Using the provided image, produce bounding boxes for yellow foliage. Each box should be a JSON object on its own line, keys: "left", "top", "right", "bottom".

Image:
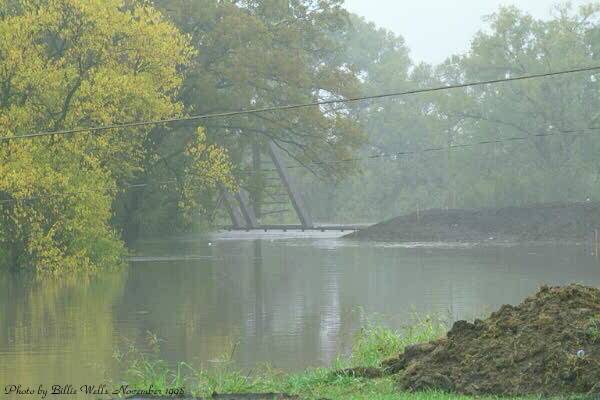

{"left": 0, "top": 0, "right": 230, "bottom": 273}
{"left": 179, "top": 127, "right": 235, "bottom": 225}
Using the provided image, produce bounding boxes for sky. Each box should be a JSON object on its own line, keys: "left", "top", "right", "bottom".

{"left": 344, "top": 0, "right": 590, "bottom": 65}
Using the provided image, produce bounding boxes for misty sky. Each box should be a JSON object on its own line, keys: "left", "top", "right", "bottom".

{"left": 344, "top": 0, "right": 591, "bottom": 65}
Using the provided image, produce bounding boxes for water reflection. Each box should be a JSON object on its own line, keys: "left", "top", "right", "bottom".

{"left": 0, "top": 272, "right": 127, "bottom": 390}
{"left": 1, "top": 236, "right": 600, "bottom": 392}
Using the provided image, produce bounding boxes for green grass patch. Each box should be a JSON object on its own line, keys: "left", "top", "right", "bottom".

{"left": 587, "top": 316, "right": 600, "bottom": 343}
{"left": 115, "top": 317, "right": 527, "bottom": 400}
{"left": 349, "top": 314, "right": 447, "bottom": 368}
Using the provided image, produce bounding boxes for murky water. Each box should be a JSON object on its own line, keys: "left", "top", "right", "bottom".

{"left": 1, "top": 232, "right": 599, "bottom": 395}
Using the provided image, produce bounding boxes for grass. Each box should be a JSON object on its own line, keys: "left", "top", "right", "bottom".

{"left": 115, "top": 317, "right": 531, "bottom": 400}
{"left": 587, "top": 316, "right": 600, "bottom": 343}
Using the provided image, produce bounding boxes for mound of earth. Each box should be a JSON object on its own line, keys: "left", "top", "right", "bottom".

{"left": 382, "top": 284, "right": 600, "bottom": 396}
{"left": 345, "top": 202, "right": 600, "bottom": 243}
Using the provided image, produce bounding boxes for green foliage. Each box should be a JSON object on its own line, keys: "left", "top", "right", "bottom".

{"left": 433, "top": 4, "right": 600, "bottom": 207}
{"left": 587, "top": 316, "right": 600, "bottom": 343}
{"left": 117, "top": 318, "right": 460, "bottom": 400}
{"left": 350, "top": 315, "right": 446, "bottom": 368}
{"left": 113, "top": 332, "right": 189, "bottom": 396}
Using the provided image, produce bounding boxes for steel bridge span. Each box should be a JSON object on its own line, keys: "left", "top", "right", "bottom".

{"left": 220, "top": 141, "right": 367, "bottom": 232}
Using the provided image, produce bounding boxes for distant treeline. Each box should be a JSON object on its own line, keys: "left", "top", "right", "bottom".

{"left": 299, "top": 4, "right": 600, "bottom": 223}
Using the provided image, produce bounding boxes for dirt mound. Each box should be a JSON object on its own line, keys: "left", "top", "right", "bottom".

{"left": 346, "top": 202, "right": 600, "bottom": 243}
{"left": 383, "top": 284, "right": 600, "bottom": 396}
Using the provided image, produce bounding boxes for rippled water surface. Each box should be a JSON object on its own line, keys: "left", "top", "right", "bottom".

{"left": 1, "top": 232, "right": 599, "bottom": 393}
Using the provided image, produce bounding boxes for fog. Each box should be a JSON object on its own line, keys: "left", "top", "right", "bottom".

{"left": 344, "top": 0, "right": 591, "bottom": 64}
{"left": 3, "top": 1, "right": 600, "bottom": 396}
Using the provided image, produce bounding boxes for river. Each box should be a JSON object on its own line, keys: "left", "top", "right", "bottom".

{"left": 1, "top": 232, "right": 599, "bottom": 392}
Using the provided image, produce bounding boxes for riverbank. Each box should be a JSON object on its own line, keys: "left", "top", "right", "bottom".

{"left": 119, "top": 318, "right": 516, "bottom": 400}
{"left": 122, "top": 284, "right": 600, "bottom": 399}
{"left": 345, "top": 202, "right": 600, "bottom": 243}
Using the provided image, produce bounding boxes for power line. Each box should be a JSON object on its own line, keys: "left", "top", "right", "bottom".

{"left": 0, "top": 178, "right": 179, "bottom": 205}
{"left": 245, "top": 126, "right": 600, "bottom": 171}
{"left": 2, "top": 64, "right": 600, "bottom": 142}
{"left": 1, "top": 125, "right": 597, "bottom": 205}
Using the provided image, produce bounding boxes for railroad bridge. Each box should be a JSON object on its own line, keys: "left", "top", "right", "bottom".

{"left": 220, "top": 141, "right": 366, "bottom": 232}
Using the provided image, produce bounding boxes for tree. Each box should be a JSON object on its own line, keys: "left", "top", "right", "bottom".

{"left": 298, "top": 14, "right": 452, "bottom": 222}
{"left": 434, "top": 4, "right": 600, "bottom": 207}
{"left": 0, "top": 0, "right": 232, "bottom": 272}
{"left": 303, "top": 4, "right": 600, "bottom": 223}
{"left": 141, "top": 0, "right": 366, "bottom": 223}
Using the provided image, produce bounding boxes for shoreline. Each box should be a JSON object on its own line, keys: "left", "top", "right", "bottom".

{"left": 344, "top": 201, "right": 600, "bottom": 244}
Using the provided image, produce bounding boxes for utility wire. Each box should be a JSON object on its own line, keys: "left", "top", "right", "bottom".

{"left": 3, "top": 124, "right": 596, "bottom": 205}
{"left": 0, "top": 179, "right": 179, "bottom": 204}
{"left": 241, "top": 126, "right": 600, "bottom": 171}
{"left": 2, "top": 64, "right": 600, "bottom": 142}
